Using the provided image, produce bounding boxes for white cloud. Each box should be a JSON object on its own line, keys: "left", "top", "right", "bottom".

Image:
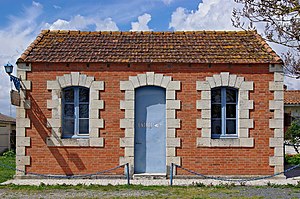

{"left": 130, "top": 13, "right": 152, "bottom": 31}
{"left": 169, "top": 0, "right": 240, "bottom": 30}
{"left": 44, "top": 15, "right": 119, "bottom": 31}
{"left": 162, "top": 0, "right": 174, "bottom": 5}
{"left": 0, "top": 1, "right": 43, "bottom": 117}
{"left": 53, "top": 5, "right": 61, "bottom": 9}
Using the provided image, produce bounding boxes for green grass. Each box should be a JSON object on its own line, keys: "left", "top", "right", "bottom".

{"left": 0, "top": 155, "right": 15, "bottom": 183}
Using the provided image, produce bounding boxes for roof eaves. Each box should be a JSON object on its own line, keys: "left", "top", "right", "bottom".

{"left": 17, "top": 29, "right": 49, "bottom": 64}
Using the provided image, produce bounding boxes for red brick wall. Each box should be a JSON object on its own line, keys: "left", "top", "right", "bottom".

{"left": 25, "top": 62, "right": 274, "bottom": 175}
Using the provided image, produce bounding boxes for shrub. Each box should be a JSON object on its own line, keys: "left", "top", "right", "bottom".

{"left": 285, "top": 119, "right": 300, "bottom": 153}
{"left": 285, "top": 154, "right": 300, "bottom": 165}
{"left": 2, "top": 150, "right": 16, "bottom": 158}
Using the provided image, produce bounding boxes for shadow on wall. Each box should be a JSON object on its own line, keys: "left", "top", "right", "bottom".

{"left": 27, "top": 93, "right": 86, "bottom": 175}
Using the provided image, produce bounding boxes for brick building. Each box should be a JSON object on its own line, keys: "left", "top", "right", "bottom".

{"left": 15, "top": 30, "right": 284, "bottom": 178}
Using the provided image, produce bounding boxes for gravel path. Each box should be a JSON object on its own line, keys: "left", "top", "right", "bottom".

{"left": 0, "top": 186, "right": 299, "bottom": 198}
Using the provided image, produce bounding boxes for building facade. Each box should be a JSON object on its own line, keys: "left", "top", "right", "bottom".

{"left": 15, "top": 30, "right": 284, "bottom": 178}
{"left": 0, "top": 113, "right": 16, "bottom": 154}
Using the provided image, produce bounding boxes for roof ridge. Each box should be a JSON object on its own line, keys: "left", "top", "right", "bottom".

{"left": 17, "top": 30, "right": 49, "bottom": 63}
{"left": 42, "top": 29, "right": 257, "bottom": 35}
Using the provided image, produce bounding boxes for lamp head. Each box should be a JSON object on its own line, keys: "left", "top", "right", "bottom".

{"left": 4, "top": 63, "right": 13, "bottom": 75}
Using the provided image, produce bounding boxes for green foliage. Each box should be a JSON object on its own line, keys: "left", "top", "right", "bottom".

{"left": 285, "top": 120, "right": 300, "bottom": 143}
{"left": 285, "top": 154, "right": 300, "bottom": 165}
{"left": 0, "top": 156, "right": 15, "bottom": 183}
{"left": 2, "top": 150, "right": 16, "bottom": 158}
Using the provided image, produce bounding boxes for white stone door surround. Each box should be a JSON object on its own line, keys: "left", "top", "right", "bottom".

{"left": 119, "top": 72, "right": 181, "bottom": 175}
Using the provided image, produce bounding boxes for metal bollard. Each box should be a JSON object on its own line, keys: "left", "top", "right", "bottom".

{"left": 126, "top": 163, "right": 130, "bottom": 185}
{"left": 170, "top": 163, "right": 173, "bottom": 186}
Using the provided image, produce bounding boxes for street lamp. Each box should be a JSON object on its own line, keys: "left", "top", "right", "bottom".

{"left": 3, "top": 62, "right": 21, "bottom": 92}
{"left": 4, "top": 63, "right": 13, "bottom": 75}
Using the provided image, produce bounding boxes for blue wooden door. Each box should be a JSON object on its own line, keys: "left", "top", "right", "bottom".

{"left": 134, "top": 86, "right": 166, "bottom": 174}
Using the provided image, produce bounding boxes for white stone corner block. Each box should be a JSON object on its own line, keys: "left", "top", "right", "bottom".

{"left": 197, "top": 138, "right": 211, "bottom": 147}
{"left": 47, "top": 80, "right": 61, "bottom": 90}
{"left": 120, "top": 137, "right": 134, "bottom": 147}
{"left": 120, "top": 100, "right": 134, "bottom": 110}
{"left": 166, "top": 100, "right": 181, "bottom": 110}
{"left": 239, "top": 119, "right": 254, "bottom": 129}
{"left": 197, "top": 119, "right": 211, "bottom": 128}
{"left": 167, "top": 156, "right": 181, "bottom": 166}
{"left": 17, "top": 118, "right": 31, "bottom": 128}
{"left": 167, "top": 119, "right": 181, "bottom": 129}
{"left": 89, "top": 137, "right": 104, "bottom": 147}
{"left": 16, "top": 137, "right": 31, "bottom": 147}
{"left": 269, "top": 137, "right": 284, "bottom": 147}
{"left": 269, "top": 100, "right": 283, "bottom": 110}
{"left": 269, "top": 156, "right": 283, "bottom": 166}
{"left": 269, "top": 119, "right": 283, "bottom": 129}
{"left": 90, "top": 119, "right": 104, "bottom": 128}
{"left": 196, "top": 81, "right": 210, "bottom": 91}
{"left": 167, "top": 81, "right": 181, "bottom": 91}
{"left": 274, "top": 72, "right": 284, "bottom": 82}
{"left": 269, "top": 82, "right": 283, "bottom": 91}
{"left": 240, "top": 81, "right": 254, "bottom": 91}
{"left": 91, "top": 81, "right": 104, "bottom": 91}
{"left": 120, "top": 119, "right": 134, "bottom": 129}
{"left": 269, "top": 64, "right": 283, "bottom": 73}
{"left": 120, "top": 81, "right": 134, "bottom": 91}
{"left": 91, "top": 100, "right": 104, "bottom": 109}
{"left": 240, "top": 138, "right": 254, "bottom": 147}
{"left": 16, "top": 156, "right": 31, "bottom": 166}
{"left": 196, "top": 100, "right": 211, "bottom": 110}
{"left": 166, "top": 91, "right": 176, "bottom": 100}
{"left": 166, "top": 138, "right": 181, "bottom": 147}
{"left": 46, "top": 118, "right": 60, "bottom": 128}
{"left": 47, "top": 99, "right": 60, "bottom": 109}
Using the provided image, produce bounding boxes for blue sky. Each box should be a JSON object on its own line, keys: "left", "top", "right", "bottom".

{"left": 0, "top": 0, "right": 298, "bottom": 116}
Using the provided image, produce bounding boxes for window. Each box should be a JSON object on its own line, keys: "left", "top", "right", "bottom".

{"left": 62, "top": 87, "right": 89, "bottom": 138}
{"left": 211, "top": 87, "right": 238, "bottom": 138}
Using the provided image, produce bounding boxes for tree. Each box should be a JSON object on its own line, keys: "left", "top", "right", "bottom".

{"left": 232, "top": 0, "right": 300, "bottom": 78}
{"left": 285, "top": 120, "right": 300, "bottom": 153}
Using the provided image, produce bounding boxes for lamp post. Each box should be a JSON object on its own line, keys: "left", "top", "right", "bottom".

{"left": 3, "top": 62, "right": 21, "bottom": 92}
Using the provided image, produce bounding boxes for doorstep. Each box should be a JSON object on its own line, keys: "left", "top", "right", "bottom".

{"left": 133, "top": 173, "right": 167, "bottom": 180}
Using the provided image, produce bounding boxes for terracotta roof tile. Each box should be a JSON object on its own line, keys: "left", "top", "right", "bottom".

{"left": 17, "top": 30, "right": 282, "bottom": 64}
{"left": 0, "top": 113, "right": 16, "bottom": 123}
{"left": 285, "top": 90, "right": 300, "bottom": 105}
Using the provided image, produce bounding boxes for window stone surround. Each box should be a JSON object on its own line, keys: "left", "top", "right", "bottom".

{"left": 119, "top": 72, "right": 181, "bottom": 175}
{"left": 196, "top": 72, "right": 254, "bottom": 147}
{"left": 269, "top": 64, "right": 284, "bottom": 174}
{"left": 46, "top": 72, "right": 104, "bottom": 147}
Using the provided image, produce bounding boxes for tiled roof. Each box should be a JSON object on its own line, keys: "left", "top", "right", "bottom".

{"left": 285, "top": 90, "right": 300, "bottom": 105}
{"left": 18, "top": 30, "right": 282, "bottom": 64}
{"left": 0, "top": 113, "right": 16, "bottom": 123}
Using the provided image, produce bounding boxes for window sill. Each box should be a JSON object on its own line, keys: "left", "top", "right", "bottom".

{"left": 46, "top": 136, "right": 104, "bottom": 147}
{"left": 197, "top": 137, "right": 254, "bottom": 148}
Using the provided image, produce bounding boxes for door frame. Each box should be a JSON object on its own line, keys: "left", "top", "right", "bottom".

{"left": 119, "top": 72, "right": 181, "bottom": 176}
